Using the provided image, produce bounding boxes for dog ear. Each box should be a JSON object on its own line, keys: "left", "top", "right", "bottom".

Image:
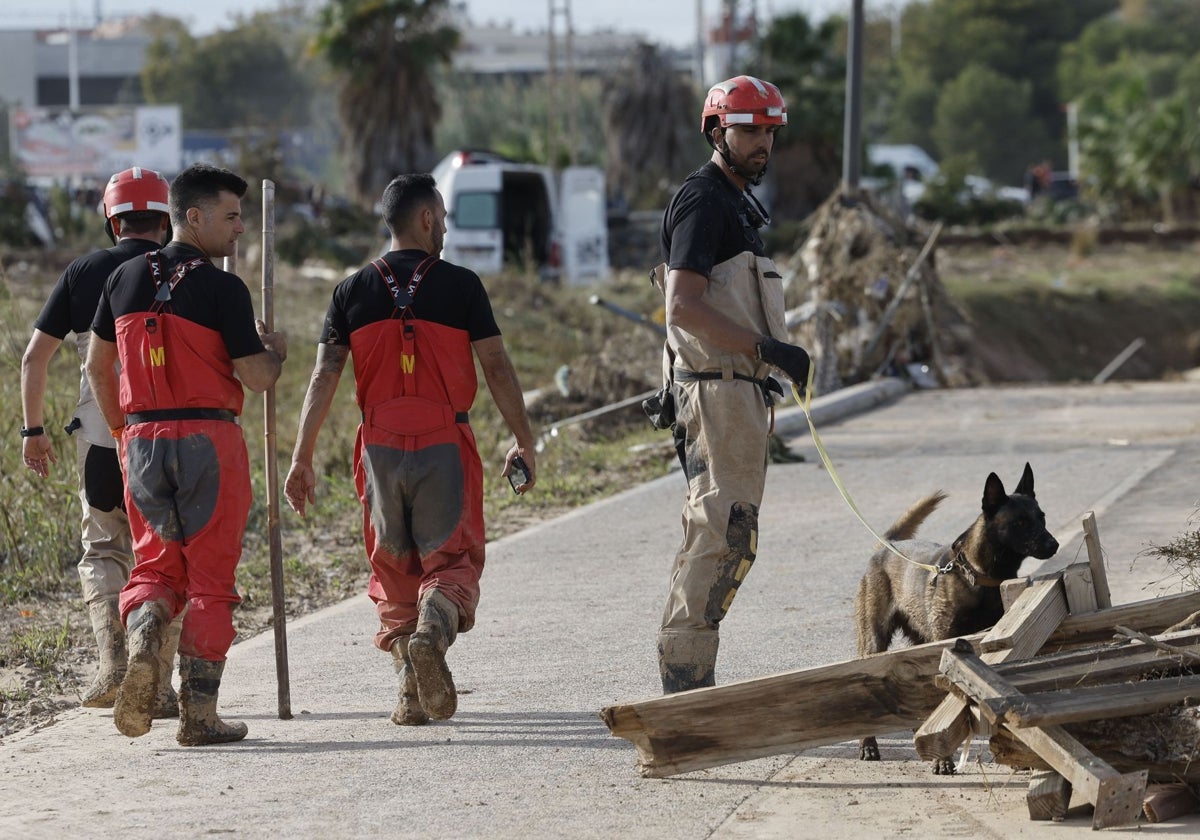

{"left": 1015, "top": 462, "right": 1035, "bottom": 497}
{"left": 982, "top": 472, "right": 1007, "bottom": 515}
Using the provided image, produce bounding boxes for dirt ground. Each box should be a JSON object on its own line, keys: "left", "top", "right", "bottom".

{"left": 3, "top": 237, "right": 1199, "bottom": 742}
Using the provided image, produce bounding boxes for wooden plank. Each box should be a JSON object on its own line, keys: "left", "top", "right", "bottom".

{"left": 915, "top": 578, "right": 1067, "bottom": 760}
{"left": 979, "top": 577, "right": 1068, "bottom": 654}
{"left": 1143, "top": 782, "right": 1198, "bottom": 823}
{"left": 1001, "top": 577, "right": 1030, "bottom": 611}
{"left": 601, "top": 638, "right": 954, "bottom": 778}
{"left": 982, "top": 673, "right": 1200, "bottom": 728}
{"left": 602, "top": 590, "right": 1200, "bottom": 778}
{"left": 1081, "top": 512, "right": 1113, "bottom": 609}
{"left": 998, "top": 628, "right": 1200, "bottom": 692}
{"left": 1060, "top": 563, "right": 1099, "bottom": 615}
{"left": 1027, "top": 770, "right": 1071, "bottom": 821}
{"left": 1043, "top": 589, "right": 1200, "bottom": 648}
{"left": 939, "top": 640, "right": 1147, "bottom": 829}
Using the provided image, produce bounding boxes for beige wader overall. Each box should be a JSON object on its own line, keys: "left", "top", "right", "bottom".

{"left": 653, "top": 252, "right": 790, "bottom": 692}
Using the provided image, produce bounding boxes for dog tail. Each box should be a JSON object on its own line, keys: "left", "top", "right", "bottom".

{"left": 884, "top": 491, "right": 948, "bottom": 542}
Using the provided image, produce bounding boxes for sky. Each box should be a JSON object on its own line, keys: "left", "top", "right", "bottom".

{"left": 2, "top": 0, "right": 908, "bottom": 48}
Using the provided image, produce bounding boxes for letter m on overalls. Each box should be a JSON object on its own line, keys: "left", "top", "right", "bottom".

{"left": 401, "top": 353, "right": 415, "bottom": 374}
{"left": 149, "top": 347, "right": 166, "bottom": 367}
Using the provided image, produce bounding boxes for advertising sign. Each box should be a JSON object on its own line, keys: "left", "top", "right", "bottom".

{"left": 10, "top": 105, "right": 181, "bottom": 178}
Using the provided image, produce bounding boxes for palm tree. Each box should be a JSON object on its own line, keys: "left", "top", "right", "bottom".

{"left": 601, "top": 43, "right": 700, "bottom": 211}
{"left": 312, "top": 0, "right": 459, "bottom": 206}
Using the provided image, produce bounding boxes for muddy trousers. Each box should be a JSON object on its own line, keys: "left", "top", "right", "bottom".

{"left": 118, "top": 420, "right": 250, "bottom": 661}
{"left": 354, "top": 432, "right": 486, "bottom": 652}
{"left": 75, "top": 438, "right": 132, "bottom": 605}
{"left": 659, "top": 379, "right": 769, "bottom": 693}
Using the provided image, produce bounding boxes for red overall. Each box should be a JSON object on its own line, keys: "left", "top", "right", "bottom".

{"left": 115, "top": 259, "right": 250, "bottom": 662}
{"left": 351, "top": 261, "right": 485, "bottom": 652}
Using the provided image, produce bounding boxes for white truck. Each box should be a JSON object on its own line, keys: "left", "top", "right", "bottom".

{"left": 431, "top": 150, "right": 609, "bottom": 286}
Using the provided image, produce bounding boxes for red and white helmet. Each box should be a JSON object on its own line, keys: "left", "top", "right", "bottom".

{"left": 700, "top": 75, "right": 788, "bottom": 136}
{"left": 102, "top": 167, "right": 170, "bottom": 220}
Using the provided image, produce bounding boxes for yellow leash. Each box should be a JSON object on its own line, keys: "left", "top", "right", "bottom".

{"left": 790, "top": 367, "right": 939, "bottom": 573}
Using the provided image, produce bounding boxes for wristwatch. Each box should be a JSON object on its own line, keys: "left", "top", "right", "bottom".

{"left": 20, "top": 425, "right": 45, "bottom": 438}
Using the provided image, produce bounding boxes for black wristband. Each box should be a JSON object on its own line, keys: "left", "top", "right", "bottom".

{"left": 20, "top": 425, "right": 45, "bottom": 438}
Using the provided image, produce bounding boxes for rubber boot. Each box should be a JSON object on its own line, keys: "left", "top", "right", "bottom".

{"left": 113, "top": 600, "right": 170, "bottom": 737}
{"left": 152, "top": 613, "right": 183, "bottom": 719}
{"left": 657, "top": 629, "right": 719, "bottom": 694}
{"left": 389, "top": 636, "right": 429, "bottom": 726}
{"left": 80, "top": 597, "right": 126, "bottom": 708}
{"left": 407, "top": 589, "right": 459, "bottom": 720}
{"left": 176, "top": 656, "right": 248, "bottom": 746}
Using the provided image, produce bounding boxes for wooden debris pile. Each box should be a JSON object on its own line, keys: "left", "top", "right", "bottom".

{"left": 787, "top": 186, "right": 986, "bottom": 393}
{"left": 601, "top": 512, "right": 1200, "bottom": 830}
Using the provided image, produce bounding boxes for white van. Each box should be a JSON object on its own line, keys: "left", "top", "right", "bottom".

{"left": 431, "top": 150, "right": 609, "bottom": 285}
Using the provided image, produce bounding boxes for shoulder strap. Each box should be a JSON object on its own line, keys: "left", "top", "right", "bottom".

{"left": 372, "top": 255, "right": 439, "bottom": 319}
{"left": 146, "top": 251, "right": 206, "bottom": 310}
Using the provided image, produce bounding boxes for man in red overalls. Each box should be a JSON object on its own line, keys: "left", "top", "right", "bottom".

{"left": 87, "top": 163, "right": 287, "bottom": 745}
{"left": 285, "top": 172, "right": 536, "bottom": 725}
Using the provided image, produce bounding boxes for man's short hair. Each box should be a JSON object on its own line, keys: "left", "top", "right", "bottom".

{"left": 115, "top": 210, "right": 166, "bottom": 235}
{"left": 381, "top": 173, "right": 438, "bottom": 235}
{"left": 169, "top": 164, "right": 248, "bottom": 230}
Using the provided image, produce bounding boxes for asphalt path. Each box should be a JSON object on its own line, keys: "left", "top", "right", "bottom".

{"left": 2, "top": 378, "right": 1199, "bottom": 839}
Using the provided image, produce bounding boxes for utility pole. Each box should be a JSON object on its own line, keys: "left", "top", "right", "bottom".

{"left": 694, "top": 0, "right": 706, "bottom": 88}
{"left": 547, "top": 0, "right": 578, "bottom": 165}
{"left": 841, "top": 0, "right": 865, "bottom": 200}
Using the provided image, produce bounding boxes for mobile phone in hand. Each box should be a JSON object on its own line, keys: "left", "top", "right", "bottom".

{"left": 508, "top": 455, "right": 530, "bottom": 493}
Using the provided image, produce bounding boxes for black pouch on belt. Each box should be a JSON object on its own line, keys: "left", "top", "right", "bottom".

{"left": 642, "top": 386, "right": 676, "bottom": 431}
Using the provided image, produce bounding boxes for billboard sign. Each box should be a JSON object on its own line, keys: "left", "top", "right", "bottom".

{"left": 10, "top": 105, "right": 181, "bottom": 178}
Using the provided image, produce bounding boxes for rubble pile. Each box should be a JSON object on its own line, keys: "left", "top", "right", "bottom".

{"left": 789, "top": 186, "right": 986, "bottom": 393}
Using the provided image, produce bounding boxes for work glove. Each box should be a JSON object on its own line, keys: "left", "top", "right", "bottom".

{"left": 756, "top": 337, "right": 811, "bottom": 391}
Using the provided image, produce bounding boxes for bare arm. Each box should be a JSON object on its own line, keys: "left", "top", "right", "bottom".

{"left": 473, "top": 335, "right": 537, "bottom": 493}
{"left": 665, "top": 268, "right": 764, "bottom": 357}
{"left": 284, "top": 343, "right": 348, "bottom": 517}
{"left": 20, "top": 329, "right": 62, "bottom": 477}
{"left": 84, "top": 333, "right": 124, "bottom": 435}
{"left": 233, "top": 320, "right": 288, "bottom": 394}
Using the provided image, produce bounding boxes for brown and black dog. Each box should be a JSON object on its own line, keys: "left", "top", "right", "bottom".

{"left": 854, "top": 462, "right": 1059, "bottom": 770}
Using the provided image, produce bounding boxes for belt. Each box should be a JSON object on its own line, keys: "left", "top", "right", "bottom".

{"left": 125, "top": 408, "right": 238, "bottom": 424}
{"left": 359, "top": 411, "right": 470, "bottom": 424}
{"left": 673, "top": 367, "right": 784, "bottom": 398}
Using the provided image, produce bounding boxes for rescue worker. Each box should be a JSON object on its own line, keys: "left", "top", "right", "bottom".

{"left": 284, "top": 173, "right": 536, "bottom": 726}
{"left": 20, "top": 167, "right": 183, "bottom": 717}
{"left": 654, "top": 76, "right": 813, "bottom": 693}
{"left": 86, "top": 163, "right": 287, "bottom": 745}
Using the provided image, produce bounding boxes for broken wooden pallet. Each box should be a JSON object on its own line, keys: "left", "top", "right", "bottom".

{"left": 600, "top": 586, "right": 1200, "bottom": 778}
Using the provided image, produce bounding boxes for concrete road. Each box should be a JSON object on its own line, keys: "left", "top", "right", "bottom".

{"left": 2, "top": 379, "right": 1199, "bottom": 839}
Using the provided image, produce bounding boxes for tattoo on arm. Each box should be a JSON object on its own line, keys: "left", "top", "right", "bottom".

{"left": 316, "top": 344, "right": 349, "bottom": 375}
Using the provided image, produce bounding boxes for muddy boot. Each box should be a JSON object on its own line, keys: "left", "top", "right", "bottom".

{"left": 657, "top": 629, "right": 719, "bottom": 694}
{"left": 152, "top": 613, "right": 183, "bottom": 719}
{"left": 389, "top": 636, "right": 429, "bottom": 726}
{"left": 113, "top": 600, "right": 170, "bottom": 737}
{"left": 176, "top": 656, "right": 248, "bottom": 746}
{"left": 81, "top": 597, "right": 126, "bottom": 708}
{"left": 407, "top": 589, "right": 459, "bottom": 720}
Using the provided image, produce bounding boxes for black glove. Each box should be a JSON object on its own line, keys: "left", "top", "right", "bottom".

{"left": 756, "top": 337, "right": 811, "bottom": 388}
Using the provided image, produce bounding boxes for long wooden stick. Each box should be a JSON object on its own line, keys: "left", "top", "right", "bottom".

{"left": 261, "top": 179, "right": 292, "bottom": 719}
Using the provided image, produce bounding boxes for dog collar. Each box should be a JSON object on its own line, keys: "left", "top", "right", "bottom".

{"left": 947, "top": 551, "right": 1007, "bottom": 588}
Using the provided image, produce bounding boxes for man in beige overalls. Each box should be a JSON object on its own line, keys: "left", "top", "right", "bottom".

{"left": 653, "top": 76, "right": 813, "bottom": 693}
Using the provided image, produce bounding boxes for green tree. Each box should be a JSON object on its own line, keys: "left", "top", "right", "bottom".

{"left": 312, "top": 0, "right": 459, "bottom": 206}
{"left": 932, "top": 63, "right": 1047, "bottom": 183}
{"left": 141, "top": 13, "right": 313, "bottom": 131}
{"left": 890, "top": 0, "right": 1117, "bottom": 173}
{"left": 749, "top": 12, "right": 845, "bottom": 218}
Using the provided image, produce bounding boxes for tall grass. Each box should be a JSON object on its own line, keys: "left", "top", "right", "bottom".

{"left": 0, "top": 250, "right": 673, "bottom": 622}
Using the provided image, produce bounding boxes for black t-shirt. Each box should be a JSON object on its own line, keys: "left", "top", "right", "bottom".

{"left": 92, "top": 242, "right": 265, "bottom": 360}
{"left": 660, "top": 161, "right": 766, "bottom": 277}
{"left": 320, "top": 249, "right": 500, "bottom": 346}
{"left": 35, "top": 239, "right": 161, "bottom": 339}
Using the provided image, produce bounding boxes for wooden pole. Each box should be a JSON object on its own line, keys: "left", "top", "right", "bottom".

{"left": 261, "top": 179, "right": 292, "bottom": 719}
